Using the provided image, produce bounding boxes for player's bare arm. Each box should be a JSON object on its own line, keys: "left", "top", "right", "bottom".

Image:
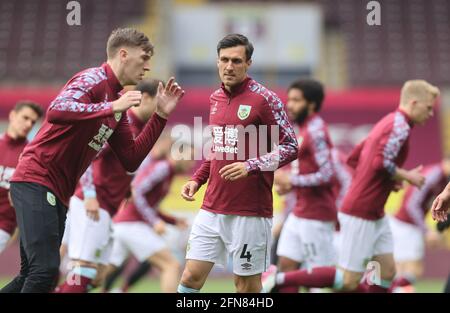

{"left": 393, "top": 165, "right": 425, "bottom": 188}
{"left": 273, "top": 170, "right": 292, "bottom": 195}
{"left": 181, "top": 180, "right": 199, "bottom": 201}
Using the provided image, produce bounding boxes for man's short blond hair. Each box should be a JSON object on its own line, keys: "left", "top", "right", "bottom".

{"left": 106, "top": 28, "right": 154, "bottom": 59}
{"left": 400, "top": 80, "right": 440, "bottom": 105}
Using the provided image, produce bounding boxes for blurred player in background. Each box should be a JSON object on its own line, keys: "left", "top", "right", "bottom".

{"left": 56, "top": 79, "right": 163, "bottom": 293}
{"left": 0, "top": 102, "right": 43, "bottom": 254}
{"left": 104, "top": 144, "right": 194, "bottom": 293}
{"left": 270, "top": 79, "right": 337, "bottom": 293}
{"left": 270, "top": 147, "right": 352, "bottom": 269}
{"left": 179, "top": 34, "right": 298, "bottom": 293}
{"left": 389, "top": 158, "right": 450, "bottom": 292}
{"left": 2, "top": 28, "right": 184, "bottom": 293}
{"left": 263, "top": 80, "right": 439, "bottom": 293}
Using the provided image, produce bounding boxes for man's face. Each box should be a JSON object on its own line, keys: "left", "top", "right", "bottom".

{"left": 9, "top": 107, "right": 40, "bottom": 139}
{"left": 287, "top": 88, "right": 310, "bottom": 124}
{"left": 410, "top": 94, "right": 435, "bottom": 125}
{"left": 217, "top": 46, "right": 251, "bottom": 89}
{"left": 121, "top": 46, "right": 151, "bottom": 85}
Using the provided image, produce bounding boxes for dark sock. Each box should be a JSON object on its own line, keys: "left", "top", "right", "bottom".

{"left": 103, "top": 263, "right": 126, "bottom": 292}
{"left": 123, "top": 261, "right": 151, "bottom": 291}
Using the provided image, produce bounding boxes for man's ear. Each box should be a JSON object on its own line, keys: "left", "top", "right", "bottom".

{"left": 246, "top": 59, "right": 252, "bottom": 67}
{"left": 9, "top": 110, "right": 16, "bottom": 123}
{"left": 119, "top": 48, "right": 128, "bottom": 62}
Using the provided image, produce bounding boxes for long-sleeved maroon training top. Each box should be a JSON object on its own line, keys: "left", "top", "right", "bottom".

{"left": 191, "top": 77, "right": 298, "bottom": 218}
{"left": 11, "top": 63, "right": 167, "bottom": 207}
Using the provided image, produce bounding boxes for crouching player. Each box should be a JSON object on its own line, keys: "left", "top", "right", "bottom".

{"left": 105, "top": 145, "right": 194, "bottom": 292}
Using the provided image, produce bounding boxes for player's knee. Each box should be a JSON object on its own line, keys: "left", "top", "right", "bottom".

{"left": 162, "top": 258, "right": 181, "bottom": 273}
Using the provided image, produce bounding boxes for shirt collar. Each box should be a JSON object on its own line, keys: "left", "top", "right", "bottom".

{"left": 220, "top": 76, "right": 252, "bottom": 97}
{"left": 397, "top": 108, "right": 415, "bottom": 127}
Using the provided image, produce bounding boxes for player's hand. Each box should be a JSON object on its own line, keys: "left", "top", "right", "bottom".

{"left": 154, "top": 219, "right": 167, "bottom": 235}
{"left": 274, "top": 170, "right": 292, "bottom": 195}
{"left": 425, "top": 230, "right": 443, "bottom": 248}
{"left": 155, "top": 77, "right": 185, "bottom": 119}
{"left": 85, "top": 197, "right": 100, "bottom": 221}
{"left": 111, "top": 91, "right": 142, "bottom": 113}
{"left": 175, "top": 217, "right": 189, "bottom": 229}
{"left": 181, "top": 180, "right": 199, "bottom": 201}
{"left": 431, "top": 186, "right": 450, "bottom": 222}
{"left": 219, "top": 162, "right": 248, "bottom": 181}
{"left": 406, "top": 165, "right": 425, "bottom": 188}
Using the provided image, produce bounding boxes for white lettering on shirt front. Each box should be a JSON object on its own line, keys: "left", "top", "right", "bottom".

{"left": 88, "top": 124, "right": 114, "bottom": 152}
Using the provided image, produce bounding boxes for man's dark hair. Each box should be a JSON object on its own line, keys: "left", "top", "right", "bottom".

{"left": 136, "top": 79, "right": 164, "bottom": 97}
{"left": 107, "top": 28, "right": 154, "bottom": 58}
{"left": 217, "top": 34, "right": 254, "bottom": 61}
{"left": 288, "top": 79, "right": 325, "bottom": 112}
{"left": 13, "top": 100, "right": 43, "bottom": 117}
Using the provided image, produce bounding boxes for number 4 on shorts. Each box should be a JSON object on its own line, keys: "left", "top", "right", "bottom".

{"left": 240, "top": 244, "right": 252, "bottom": 262}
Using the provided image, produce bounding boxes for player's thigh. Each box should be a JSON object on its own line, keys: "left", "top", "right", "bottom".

{"left": 186, "top": 209, "right": 227, "bottom": 267}
{"left": 229, "top": 216, "right": 272, "bottom": 276}
{"left": 298, "top": 218, "right": 336, "bottom": 267}
{"left": 148, "top": 248, "right": 180, "bottom": 271}
{"left": 276, "top": 214, "right": 305, "bottom": 264}
{"left": 67, "top": 197, "right": 112, "bottom": 264}
{"left": 373, "top": 216, "right": 396, "bottom": 279}
{"left": 0, "top": 228, "right": 11, "bottom": 253}
{"left": 108, "top": 224, "right": 130, "bottom": 267}
{"left": 337, "top": 212, "right": 377, "bottom": 273}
